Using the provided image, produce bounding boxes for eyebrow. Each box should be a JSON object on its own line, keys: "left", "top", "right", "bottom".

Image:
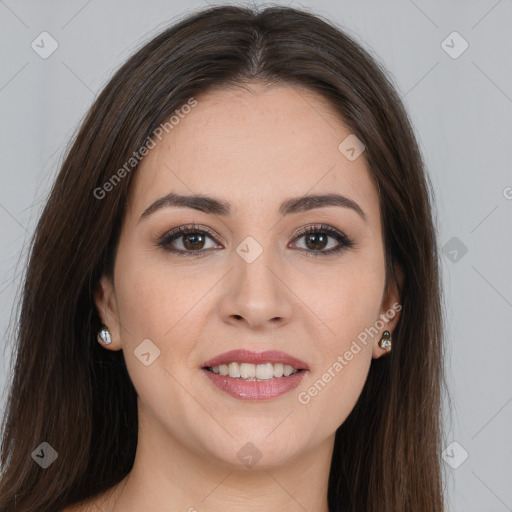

{"left": 139, "top": 192, "right": 366, "bottom": 222}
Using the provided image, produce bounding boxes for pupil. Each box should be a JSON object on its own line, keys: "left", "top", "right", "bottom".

{"left": 306, "top": 233, "right": 327, "bottom": 250}
{"left": 184, "top": 233, "right": 204, "bottom": 250}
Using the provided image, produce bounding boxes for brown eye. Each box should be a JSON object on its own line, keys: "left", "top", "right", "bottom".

{"left": 290, "top": 224, "right": 354, "bottom": 256}
{"left": 157, "top": 224, "right": 222, "bottom": 256}
{"left": 304, "top": 232, "right": 329, "bottom": 251}
{"left": 181, "top": 232, "right": 206, "bottom": 251}
{"left": 157, "top": 223, "right": 353, "bottom": 257}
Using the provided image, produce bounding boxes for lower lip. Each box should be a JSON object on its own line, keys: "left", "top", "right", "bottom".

{"left": 201, "top": 368, "right": 307, "bottom": 401}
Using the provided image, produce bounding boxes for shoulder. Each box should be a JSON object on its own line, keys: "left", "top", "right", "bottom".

{"left": 59, "top": 483, "right": 122, "bottom": 511}
{"left": 59, "top": 477, "right": 126, "bottom": 511}
{"left": 60, "top": 504, "right": 93, "bottom": 512}
{"left": 59, "top": 497, "right": 105, "bottom": 512}
{"left": 60, "top": 505, "right": 86, "bottom": 512}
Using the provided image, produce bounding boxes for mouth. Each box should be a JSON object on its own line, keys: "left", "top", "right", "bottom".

{"left": 201, "top": 349, "right": 309, "bottom": 377}
{"left": 203, "top": 362, "right": 304, "bottom": 381}
{"left": 201, "top": 349, "right": 309, "bottom": 400}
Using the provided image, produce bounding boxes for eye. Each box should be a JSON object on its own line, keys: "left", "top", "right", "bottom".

{"left": 289, "top": 224, "right": 354, "bottom": 256}
{"left": 156, "top": 223, "right": 354, "bottom": 257}
{"left": 156, "top": 223, "right": 222, "bottom": 256}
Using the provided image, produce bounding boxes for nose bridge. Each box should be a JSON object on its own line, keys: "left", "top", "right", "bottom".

{"left": 223, "top": 234, "right": 292, "bottom": 326}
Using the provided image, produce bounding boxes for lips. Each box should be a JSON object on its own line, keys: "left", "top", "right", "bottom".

{"left": 201, "top": 349, "right": 309, "bottom": 401}
{"left": 201, "top": 349, "right": 310, "bottom": 371}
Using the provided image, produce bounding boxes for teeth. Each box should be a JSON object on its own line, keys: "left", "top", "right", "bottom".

{"left": 256, "top": 363, "right": 274, "bottom": 380}
{"left": 209, "top": 362, "right": 299, "bottom": 380}
{"left": 228, "top": 362, "right": 239, "bottom": 378}
{"left": 240, "top": 362, "right": 256, "bottom": 379}
{"left": 273, "top": 363, "right": 284, "bottom": 377}
{"left": 283, "top": 364, "right": 295, "bottom": 376}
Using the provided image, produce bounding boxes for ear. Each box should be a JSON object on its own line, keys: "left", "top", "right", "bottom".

{"left": 372, "top": 264, "right": 404, "bottom": 359}
{"left": 94, "top": 274, "right": 122, "bottom": 351}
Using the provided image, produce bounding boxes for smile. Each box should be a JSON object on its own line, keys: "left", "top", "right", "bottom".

{"left": 205, "top": 362, "right": 299, "bottom": 380}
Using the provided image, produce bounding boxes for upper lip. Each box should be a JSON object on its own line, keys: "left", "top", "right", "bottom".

{"left": 202, "top": 349, "right": 309, "bottom": 370}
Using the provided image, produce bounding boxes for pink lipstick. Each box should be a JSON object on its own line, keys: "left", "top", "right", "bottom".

{"left": 201, "top": 349, "right": 309, "bottom": 401}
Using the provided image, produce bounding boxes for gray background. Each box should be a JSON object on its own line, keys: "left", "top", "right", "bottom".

{"left": 1, "top": 0, "right": 511, "bottom": 510}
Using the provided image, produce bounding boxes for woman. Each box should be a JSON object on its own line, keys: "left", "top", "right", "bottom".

{"left": 0, "top": 5, "right": 446, "bottom": 511}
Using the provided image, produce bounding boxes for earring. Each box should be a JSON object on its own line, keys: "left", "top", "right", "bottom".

{"left": 378, "top": 330, "right": 392, "bottom": 352}
{"left": 98, "top": 325, "right": 112, "bottom": 345}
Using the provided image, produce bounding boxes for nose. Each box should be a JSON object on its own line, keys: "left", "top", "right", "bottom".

{"left": 219, "top": 244, "right": 293, "bottom": 330}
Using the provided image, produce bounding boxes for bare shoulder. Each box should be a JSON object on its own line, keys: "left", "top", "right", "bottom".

{"left": 59, "top": 481, "right": 124, "bottom": 512}
{"left": 59, "top": 477, "right": 127, "bottom": 511}
{"left": 60, "top": 497, "right": 112, "bottom": 512}
{"left": 60, "top": 504, "right": 88, "bottom": 512}
{"left": 60, "top": 501, "right": 98, "bottom": 512}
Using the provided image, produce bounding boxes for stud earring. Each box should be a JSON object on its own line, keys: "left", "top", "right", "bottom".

{"left": 378, "top": 330, "right": 392, "bottom": 352}
{"left": 98, "top": 325, "right": 112, "bottom": 345}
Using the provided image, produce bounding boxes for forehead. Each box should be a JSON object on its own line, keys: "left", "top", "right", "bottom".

{"left": 128, "top": 82, "right": 378, "bottom": 221}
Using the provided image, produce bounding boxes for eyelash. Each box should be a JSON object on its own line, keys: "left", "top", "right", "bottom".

{"left": 156, "top": 223, "right": 354, "bottom": 257}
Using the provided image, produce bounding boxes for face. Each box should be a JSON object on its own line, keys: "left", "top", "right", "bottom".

{"left": 95, "top": 82, "right": 400, "bottom": 470}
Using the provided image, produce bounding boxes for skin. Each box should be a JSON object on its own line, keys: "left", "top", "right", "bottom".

{"left": 81, "top": 82, "right": 401, "bottom": 512}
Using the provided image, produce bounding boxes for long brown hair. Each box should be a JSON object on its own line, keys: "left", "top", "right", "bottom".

{"left": 0, "top": 5, "right": 446, "bottom": 511}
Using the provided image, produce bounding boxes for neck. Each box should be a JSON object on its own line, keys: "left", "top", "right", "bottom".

{"left": 105, "top": 406, "right": 334, "bottom": 512}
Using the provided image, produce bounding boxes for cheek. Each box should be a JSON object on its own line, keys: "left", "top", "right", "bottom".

{"left": 291, "top": 255, "right": 383, "bottom": 427}
{"left": 298, "top": 347, "right": 372, "bottom": 435}
{"left": 112, "top": 257, "right": 206, "bottom": 420}
{"left": 292, "top": 252, "right": 385, "bottom": 343}
{"left": 297, "top": 274, "right": 379, "bottom": 428}
{"left": 113, "top": 249, "right": 224, "bottom": 396}
{"left": 114, "top": 249, "right": 210, "bottom": 341}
